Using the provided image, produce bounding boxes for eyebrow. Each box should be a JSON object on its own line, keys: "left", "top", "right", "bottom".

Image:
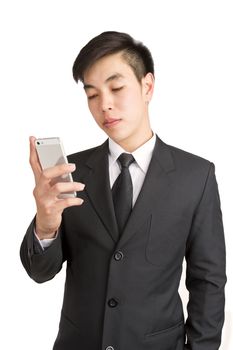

{"left": 83, "top": 73, "right": 124, "bottom": 90}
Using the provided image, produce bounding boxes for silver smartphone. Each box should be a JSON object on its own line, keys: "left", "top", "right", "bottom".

{"left": 35, "top": 137, "right": 76, "bottom": 199}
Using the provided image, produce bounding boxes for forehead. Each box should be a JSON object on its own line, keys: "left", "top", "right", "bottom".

{"left": 83, "top": 52, "right": 136, "bottom": 87}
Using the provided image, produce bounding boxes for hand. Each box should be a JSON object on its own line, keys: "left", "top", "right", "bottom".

{"left": 29, "top": 136, "right": 85, "bottom": 239}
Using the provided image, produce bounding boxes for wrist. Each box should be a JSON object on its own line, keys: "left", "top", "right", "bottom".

{"left": 35, "top": 227, "right": 57, "bottom": 240}
{"left": 36, "top": 231, "right": 57, "bottom": 240}
{"left": 35, "top": 219, "right": 58, "bottom": 240}
{"left": 35, "top": 214, "right": 58, "bottom": 240}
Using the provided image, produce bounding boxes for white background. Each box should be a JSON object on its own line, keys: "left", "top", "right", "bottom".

{"left": 0, "top": 1, "right": 232, "bottom": 349}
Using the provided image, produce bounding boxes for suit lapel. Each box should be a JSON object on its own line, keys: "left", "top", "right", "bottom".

{"left": 79, "top": 135, "right": 175, "bottom": 245}
{"left": 83, "top": 140, "right": 119, "bottom": 242}
{"left": 118, "top": 135, "right": 176, "bottom": 247}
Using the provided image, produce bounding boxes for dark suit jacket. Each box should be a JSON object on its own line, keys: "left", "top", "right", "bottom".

{"left": 20, "top": 135, "right": 226, "bottom": 350}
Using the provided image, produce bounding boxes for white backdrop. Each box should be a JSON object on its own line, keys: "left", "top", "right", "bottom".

{"left": 0, "top": 1, "right": 232, "bottom": 349}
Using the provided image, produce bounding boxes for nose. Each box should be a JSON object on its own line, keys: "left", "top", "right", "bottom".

{"left": 100, "top": 92, "right": 113, "bottom": 112}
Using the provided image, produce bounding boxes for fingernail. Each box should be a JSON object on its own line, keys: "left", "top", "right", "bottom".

{"left": 80, "top": 184, "right": 85, "bottom": 190}
{"left": 68, "top": 163, "right": 76, "bottom": 170}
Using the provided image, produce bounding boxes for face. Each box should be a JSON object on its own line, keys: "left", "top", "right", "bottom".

{"left": 83, "top": 52, "right": 154, "bottom": 152}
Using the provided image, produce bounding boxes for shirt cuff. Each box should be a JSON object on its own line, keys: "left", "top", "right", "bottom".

{"left": 34, "top": 229, "right": 58, "bottom": 250}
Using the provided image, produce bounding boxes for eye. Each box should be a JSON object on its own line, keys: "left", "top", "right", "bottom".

{"left": 112, "top": 86, "right": 124, "bottom": 92}
{"left": 87, "top": 94, "right": 98, "bottom": 100}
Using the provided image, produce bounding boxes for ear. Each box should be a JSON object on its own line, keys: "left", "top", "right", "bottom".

{"left": 142, "top": 72, "right": 155, "bottom": 103}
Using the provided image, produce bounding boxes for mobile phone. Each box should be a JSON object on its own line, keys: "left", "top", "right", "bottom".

{"left": 35, "top": 137, "right": 76, "bottom": 199}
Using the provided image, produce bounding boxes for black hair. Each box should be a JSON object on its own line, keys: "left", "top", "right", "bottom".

{"left": 72, "top": 31, "right": 154, "bottom": 83}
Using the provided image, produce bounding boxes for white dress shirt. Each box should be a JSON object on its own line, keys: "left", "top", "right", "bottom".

{"left": 108, "top": 133, "right": 156, "bottom": 206}
{"left": 36, "top": 133, "right": 156, "bottom": 249}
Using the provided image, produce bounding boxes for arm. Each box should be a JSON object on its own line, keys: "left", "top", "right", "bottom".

{"left": 20, "top": 218, "right": 64, "bottom": 283}
{"left": 185, "top": 163, "right": 226, "bottom": 349}
{"left": 19, "top": 136, "right": 85, "bottom": 283}
{"left": 34, "top": 230, "right": 58, "bottom": 251}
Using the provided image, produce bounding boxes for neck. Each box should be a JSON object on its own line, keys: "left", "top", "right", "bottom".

{"left": 118, "top": 129, "right": 154, "bottom": 153}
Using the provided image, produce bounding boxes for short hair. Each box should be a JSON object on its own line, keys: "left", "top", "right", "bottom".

{"left": 72, "top": 31, "right": 154, "bottom": 83}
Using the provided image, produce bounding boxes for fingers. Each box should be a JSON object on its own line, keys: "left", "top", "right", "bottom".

{"left": 42, "top": 163, "right": 76, "bottom": 181}
{"left": 50, "top": 181, "right": 85, "bottom": 197}
{"left": 51, "top": 182, "right": 85, "bottom": 211}
{"left": 55, "top": 196, "right": 85, "bottom": 212}
{"left": 33, "top": 178, "right": 85, "bottom": 208}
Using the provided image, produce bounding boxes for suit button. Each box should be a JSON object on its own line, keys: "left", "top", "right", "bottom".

{"left": 114, "top": 250, "right": 124, "bottom": 261}
{"left": 108, "top": 298, "right": 118, "bottom": 308}
{"left": 106, "top": 347, "right": 114, "bottom": 350}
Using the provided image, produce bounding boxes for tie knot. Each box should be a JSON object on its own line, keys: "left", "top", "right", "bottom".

{"left": 118, "top": 153, "right": 135, "bottom": 169}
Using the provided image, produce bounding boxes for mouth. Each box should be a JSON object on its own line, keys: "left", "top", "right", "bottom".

{"left": 103, "top": 118, "right": 122, "bottom": 128}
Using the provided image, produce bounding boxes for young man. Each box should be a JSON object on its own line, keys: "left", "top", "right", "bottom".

{"left": 20, "top": 31, "right": 226, "bottom": 350}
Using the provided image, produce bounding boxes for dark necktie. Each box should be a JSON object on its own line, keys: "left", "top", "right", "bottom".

{"left": 112, "top": 153, "right": 135, "bottom": 235}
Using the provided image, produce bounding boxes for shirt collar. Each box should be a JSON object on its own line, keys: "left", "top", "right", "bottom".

{"left": 108, "top": 133, "right": 156, "bottom": 173}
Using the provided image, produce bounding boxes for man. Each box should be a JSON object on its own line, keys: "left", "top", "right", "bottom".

{"left": 20, "top": 31, "right": 226, "bottom": 350}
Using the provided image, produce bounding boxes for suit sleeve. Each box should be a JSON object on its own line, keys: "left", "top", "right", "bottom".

{"left": 20, "top": 217, "right": 65, "bottom": 283}
{"left": 185, "top": 163, "right": 226, "bottom": 350}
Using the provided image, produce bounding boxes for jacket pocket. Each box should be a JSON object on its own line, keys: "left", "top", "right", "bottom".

{"left": 144, "top": 320, "right": 185, "bottom": 350}
{"left": 145, "top": 212, "right": 190, "bottom": 268}
{"left": 145, "top": 320, "right": 184, "bottom": 338}
{"left": 59, "top": 311, "right": 80, "bottom": 330}
{"left": 53, "top": 312, "right": 81, "bottom": 349}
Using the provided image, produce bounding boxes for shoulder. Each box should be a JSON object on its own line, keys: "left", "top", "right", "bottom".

{"left": 156, "top": 136, "right": 215, "bottom": 183}
{"left": 67, "top": 139, "right": 108, "bottom": 163}
{"left": 159, "top": 136, "right": 213, "bottom": 167}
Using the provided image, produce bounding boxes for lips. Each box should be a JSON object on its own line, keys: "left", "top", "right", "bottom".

{"left": 103, "top": 118, "right": 121, "bottom": 128}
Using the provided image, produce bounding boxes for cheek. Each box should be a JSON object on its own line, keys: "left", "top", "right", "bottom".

{"left": 88, "top": 103, "right": 100, "bottom": 123}
{"left": 118, "top": 92, "right": 134, "bottom": 108}
{"left": 88, "top": 105, "right": 108, "bottom": 131}
{"left": 119, "top": 91, "right": 142, "bottom": 115}
{"left": 88, "top": 101, "right": 99, "bottom": 117}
